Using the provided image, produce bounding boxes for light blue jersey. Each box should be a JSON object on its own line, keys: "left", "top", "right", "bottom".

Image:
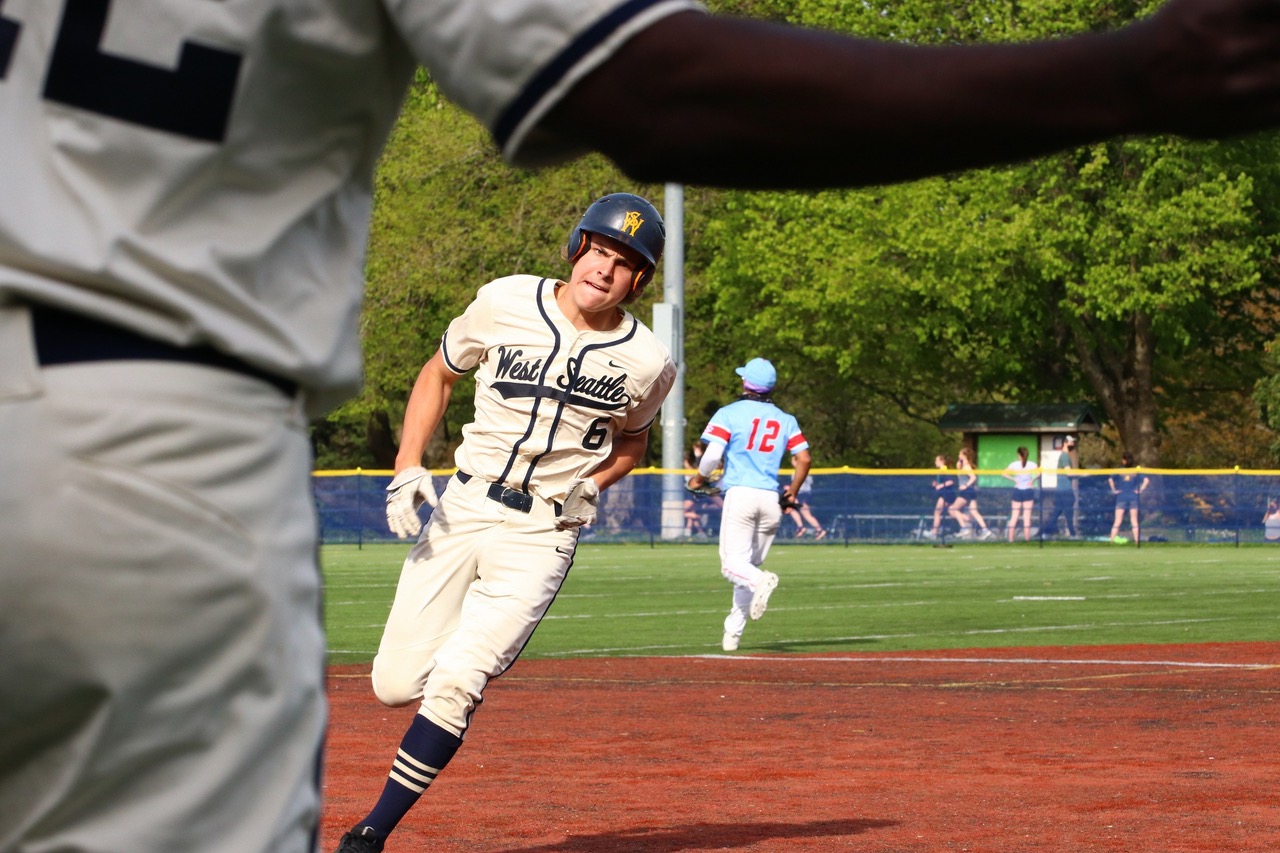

{"left": 701, "top": 397, "right": 808, "bottom": 491}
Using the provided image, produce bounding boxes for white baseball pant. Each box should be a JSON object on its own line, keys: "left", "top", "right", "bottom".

{"left": 0, "top": 304, "right": 324, "bottom": 853}
{"left": 718, "top": 485, "right": 782, "bottom": 637}
{"left": 371, "top": 472, "right": 578, "bottom": 737}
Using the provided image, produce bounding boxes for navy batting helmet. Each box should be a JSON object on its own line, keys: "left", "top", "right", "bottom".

{"left": 565, "top": 193, "right": 665, "bottom": 292}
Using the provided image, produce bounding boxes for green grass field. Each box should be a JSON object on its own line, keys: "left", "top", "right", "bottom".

{"left": 321, "top": 541, "right": 1280, "bottom": 664}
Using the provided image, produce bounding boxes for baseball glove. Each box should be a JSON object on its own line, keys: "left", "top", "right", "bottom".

{"left": 779, "top": 491, "right": 801, "bottom": 511}
{"left": 685, "top": 477, "right": 722, "bottom": 498}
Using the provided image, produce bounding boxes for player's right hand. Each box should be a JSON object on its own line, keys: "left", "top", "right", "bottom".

{"left": 556, "top": 478, "right": 600, "bottom": 531}
{"left": 385, "top": 466, "right": 437, "bottom": 539}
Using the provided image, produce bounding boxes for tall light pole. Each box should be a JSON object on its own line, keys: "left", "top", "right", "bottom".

{"left": 653, "top": 183, "right": 686, "bottom": 539}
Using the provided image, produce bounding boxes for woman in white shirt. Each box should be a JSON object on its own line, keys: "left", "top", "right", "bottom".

{"left": 1264, "top": 500, "right": 1280, "bottom": 542}
{"left": 1002, "top": 446, "right": 1040, "bottom": 542}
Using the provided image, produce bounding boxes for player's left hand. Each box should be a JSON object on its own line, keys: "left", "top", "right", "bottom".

{"left": 385, "top": 466, "right": 437, "bottom": 539}
{"left": 779, "top": 491, "right": 801, "bottom": 511}
{"left": 556, "top": 478, "right": 600, "bottom": 530}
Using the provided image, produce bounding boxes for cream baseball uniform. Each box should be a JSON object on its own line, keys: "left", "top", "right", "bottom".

{"left": 372, "top": 275, "right": 675, "bottom": 735}
{"left": 0, "top": 2, "right": 696, "bottom": 851}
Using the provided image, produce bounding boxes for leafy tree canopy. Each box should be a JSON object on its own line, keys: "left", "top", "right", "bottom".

{"left": 314, "top": 0, "right": 1280, "bottom": 470}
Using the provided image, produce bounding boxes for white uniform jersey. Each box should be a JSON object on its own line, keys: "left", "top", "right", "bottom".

{"left": 0, "top": 0, "right": 699, "bottom": 415}
{"left": 441, "top": 275, "right": 674, "bottom": 502}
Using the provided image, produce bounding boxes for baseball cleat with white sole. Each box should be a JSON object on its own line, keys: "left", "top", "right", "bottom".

{"left": 722, "top": 632, "right": 740, "bottom": 651}
{"left": 749, "top": 571, "right": 779, "bottom": 620}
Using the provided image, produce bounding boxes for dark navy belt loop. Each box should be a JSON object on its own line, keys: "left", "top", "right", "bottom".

{"left": 29, "top": 304, "right": 297, "bottom": 398}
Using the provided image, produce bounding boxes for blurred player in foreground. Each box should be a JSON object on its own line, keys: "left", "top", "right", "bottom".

{"left": 688, "top": 358, "right": 810, "bottom": 652}
{"left": 336, "top": 194, "right": 674, "bottom": 852}
{"left": 6, "top": 1, "right": 1280, "bottom": 850}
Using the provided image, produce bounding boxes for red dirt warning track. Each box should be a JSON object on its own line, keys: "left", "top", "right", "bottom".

{"left": 323, "top": 643, "right": 1279, "bottom": 852}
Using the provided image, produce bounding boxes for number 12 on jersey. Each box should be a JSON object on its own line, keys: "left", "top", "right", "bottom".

{"left": 745, "top": 418, "right": 781, "bottom": 453}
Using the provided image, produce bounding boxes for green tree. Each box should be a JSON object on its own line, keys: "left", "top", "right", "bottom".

{"left": 314, "top": 0, "right": 1280, "bottom": 470}
{"left": 1016, "top": 137, "right": 1280, "bottom": 465}
{"left": 691, "top": 0, "right": 1280, "bottom": 467}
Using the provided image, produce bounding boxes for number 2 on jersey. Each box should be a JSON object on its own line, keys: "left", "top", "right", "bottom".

{"left": 0, "top": 0, "right": 241, "bottom": 142}
{"left": 746, "top": 418, "right": 780, "bottom": 453}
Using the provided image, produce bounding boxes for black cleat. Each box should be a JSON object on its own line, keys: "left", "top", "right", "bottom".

{"left": 336, "top": 826, "right": 385, "bottom": 853}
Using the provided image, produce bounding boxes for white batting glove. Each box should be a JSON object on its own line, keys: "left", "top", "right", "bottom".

{"left": 385, "top": 466, "right": 437, "bottom": 539}
{"left": 555, "top": 478, "right": 599, "bottom": 531}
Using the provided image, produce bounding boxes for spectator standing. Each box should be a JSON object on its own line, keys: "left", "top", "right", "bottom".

{"left": 1108, "top": 452, "right": 1150, "bottom": 544}
{"left": 1264, "top": 500, "right": 1280, "bottom": 542}
{"left": 1043, "top": 435, "right": 1080, "bottom": 539}
{"left": 1003, "top": 447, "right": 1040, "bottom": 542}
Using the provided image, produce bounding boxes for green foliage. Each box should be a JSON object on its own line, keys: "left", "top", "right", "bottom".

{"left": 311, "top": 0, "right": 1280, "bottom": 469}
{"left": 1255, "top": 340, "right": 1280, "bottom": 461}
{"left": 698, "top": 131, "right": 1280, "bottom": 465}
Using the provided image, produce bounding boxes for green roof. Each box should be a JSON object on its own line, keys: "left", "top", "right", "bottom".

{"left": 937, "top": 403, "right": 1102, "bottom": 434}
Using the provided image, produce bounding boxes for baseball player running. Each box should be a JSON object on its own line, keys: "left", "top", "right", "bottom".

{"left": 336, "top": 194, "right": 674, "bottom": 852}
{"left": 688, "top": 358, "right": 811, "bottom": 652}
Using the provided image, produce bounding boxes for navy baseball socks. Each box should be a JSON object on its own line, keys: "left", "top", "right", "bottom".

{"left": 339, "top": 714, "right": 463, "bottom": 851}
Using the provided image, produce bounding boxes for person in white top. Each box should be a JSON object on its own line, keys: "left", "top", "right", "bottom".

{"left": 341, "top": 194, "right": 675, "bottom": 852}
{"left": 1002, "top": 446, "right": 1041, "bottom": 542}
{"left": 1264, "top": 500, "right": 1280, "bottom": 543}
{"left": 7, "top": 1, "right": 1280, "bottom": 851}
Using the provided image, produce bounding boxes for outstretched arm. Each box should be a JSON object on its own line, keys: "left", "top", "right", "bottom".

{"left": 547, "top": 0, "right": 1280, "bottom": 188}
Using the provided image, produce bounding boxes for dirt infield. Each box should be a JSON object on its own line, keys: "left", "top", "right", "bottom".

{"left": 323, "top": 643, "right": 1279, "bottom": 852}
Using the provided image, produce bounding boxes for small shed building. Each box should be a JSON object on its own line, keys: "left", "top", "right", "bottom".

{"left": 937, "top": 403, "right": 1103, "bottom": 486}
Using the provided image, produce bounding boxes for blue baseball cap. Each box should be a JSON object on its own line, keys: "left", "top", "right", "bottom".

{"left": 736, "top": 357, "right": 777, "bottom": 392}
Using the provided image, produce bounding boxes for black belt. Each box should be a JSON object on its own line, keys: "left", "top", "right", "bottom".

{"left": 456, "top": 471, "right": 566, "bottom": 515}
{"left": 29, "top": 304, "right": 298, "bottom": 398}
{"left": 456, "top": 471, "right": 535, "bottom": 513}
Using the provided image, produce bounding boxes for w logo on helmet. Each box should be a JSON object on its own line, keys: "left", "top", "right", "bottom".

{"left": 568, "top": 194, "right": 664, "bottom": 288}
{"left": 622, "top": 211, "right": 645, "bottom": 237}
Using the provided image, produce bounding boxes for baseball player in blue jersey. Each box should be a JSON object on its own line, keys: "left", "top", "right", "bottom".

{"left": 5, "top": 2, "right": 1280, "bottom": 851}
{"left": 336, "top": 194, "right": 674, "bottom": 852}
{"left": 688, "top": 358, "right": 811, "bottom": 652}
